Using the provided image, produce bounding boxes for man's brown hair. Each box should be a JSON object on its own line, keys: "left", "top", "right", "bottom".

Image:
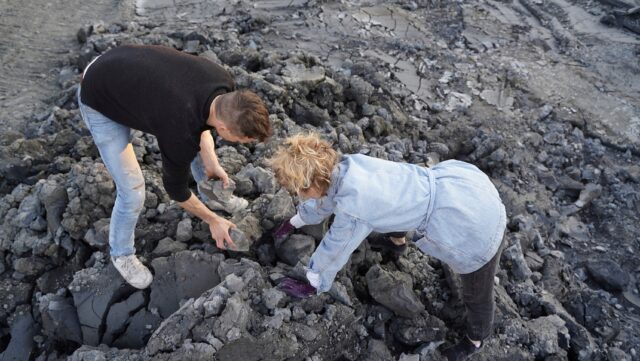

{"left": 215, "top": 90, "right": 271, "bottom": 141}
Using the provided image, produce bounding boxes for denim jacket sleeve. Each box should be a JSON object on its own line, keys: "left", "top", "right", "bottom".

{"left": 297, "top": 197, "right": 336, "bottom": 225}
{"left": 308, "top": 212, "right": 372, "bottom": 293}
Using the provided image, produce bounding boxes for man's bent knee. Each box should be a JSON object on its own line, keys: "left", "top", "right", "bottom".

{"left": 118, "top": 181, "right": 145, "bottom": 212}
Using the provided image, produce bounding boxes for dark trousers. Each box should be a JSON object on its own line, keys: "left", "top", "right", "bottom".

{"left": 459, "top": 239, "right": 504, "bottom": 341}
{"left": 384, "top": 232, "right": 505, "bottom": 341}
{"left": 386, "top": 232, "right": 407, "bottom": 239}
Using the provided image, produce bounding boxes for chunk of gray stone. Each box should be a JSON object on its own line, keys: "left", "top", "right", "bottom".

{"left": 68, "top": 345, "right": 143, "bottom": 361}
{"left": 153, "top": 340, "right": 217, "bottom": 360}
{"left": 37, "top": 178, "right": 68, "bottom": 235}
{"left": 38, "top": 293, "right": 83, "bottom": 344}
{"left": 235, "top": 164, "right": 278, "bottom": 195}
{"left": 262, "top": 287, "right": 286, "bottom": 310}
{"left": 527, "top": 315, "right": 570, "bottom": 359}
{"left": 152, "top": 237, "right": 187, "bottom": 256}
{"left": 103, "top": 291, "right": 145, "bottom": 344}
{"left": 176, "top": 218, "right": 193, "bottom": 243}
{"left": 0, "top": 305, "right": 37, "bottom": 361}
{"left": 586, "top": 259, "right": 630, "bottom": 292}
{"left": 291, "top": 98, "right": 330, "bottom": 126}
{"left": 366, "top": 338, "right": 393, "bottom": 361}
{"left": 618, "top": 164, "right": 640, "bottom": 183}
{"left": 328, "top": 281, "right": 353, "bottom": 306}
{"left": 281, "top": 62, "right": 326, "bottom": 87}
{"left": 233, "top": 173, "right": 254, "bottom": 196}
{"left": 274, "top": 234, "right": 315, "bottom": 266}
{"left": 37, "top": 259, "right": 84, "bottom": 295}
{"left": 346, "top": 76, "right": 374, "bottom": 106}
{"left": 366, "top": 265, "right": 424, "bottom": 318}
{"left": 14, "top": 194, "right": 42, "bottom": 229}
{"left": 215, "top": 337, "right": 267, "bottom": 361}
{"left": 574, "top": 183, "right": 602, "bottom": 208}
{"left": 10, "top": 227, "right": 55, "bottom": 257}
{"left": 217, "top": 258, "right": 262, "bottom": 279}
{"left": 398, "top": 354, "right": 420, "bottom": 361}
{"left": 525, "top": 251, "right": 545, "bottom": 271}
{"left": 213, "top": 293, "right": 251, "bottom": 342}
{"left": 538, "top": 104, "right": 554, "bottom": 120}
{"left": 149, "top": 251, "right": 224, "bottom": 318}
{"left": 0, "top": 279, "right": 33, "bottom": 323}
{"left": 13, "top": 256, "right": 48, "bottom": 277}
{"left": 224, "top": 273, "right": 245, "bottom": 293}
{"left": 82, "top": 218, "right": 109, "bottom": 249}
{"left": 203, "top": 286, "right": 231, "bottom": 317}
{"left": 503, "top": 240, "right": 532, "bottom": 281}
{"left": 230, "top": 214, "right": 262, "bottom": 251}
{"left": 146, "top": 298, "right": 202, "bottom": 356}
{"left": 68, "top": 260, "right": 131, "bottom": 346}
{"left": 58, "top": 67, "right": 78, "bottom": 88}
{"left": 264, "top": 188, "right": 296, "bottom": 223}
{"left": 389, "top": 314, "right": 446, "bottom": 346}
{"left": 229, "top": 228, "right": 250, "bottom": 252}
{"left": 61, "top": 160, "right": 115, "bottom": 240}
{"left": 557, "top": 216, "right": 590, "bottom": 242}
{"left": 607, "top": 348, "right": 632, "bottom": 361}
{"left": 291, "top": 322, "right": 319, "bottom": 342}
{"left": 112, "top": 308, "right": 162, "bottom": 349}
{"left": 445, "top": 92, "right": 472, "bottom": 112}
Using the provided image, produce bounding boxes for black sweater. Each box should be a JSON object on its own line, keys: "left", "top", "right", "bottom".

{"left": 81, "top": 45, "right": 234, "bottom": 202}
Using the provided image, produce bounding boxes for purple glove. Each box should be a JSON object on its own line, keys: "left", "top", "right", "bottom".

{"left": 277, "top": 277, "right": 316, "bottom": 298}
{"left": 273, "top": 219, "right": 295, "bottom": 243}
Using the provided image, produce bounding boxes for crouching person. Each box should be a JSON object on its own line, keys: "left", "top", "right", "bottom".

{"left": 267, "top": 132, "right": 506, "bottom": 361}
{"left": 78, "top": 44, "right": 271, "bottom": 289}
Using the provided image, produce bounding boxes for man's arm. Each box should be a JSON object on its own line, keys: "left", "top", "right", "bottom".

{"left": 178, "top": 192, "right": 236, "bottom": 250}
{"left": 199, "top": 130, "right": 229, "bottom": 187}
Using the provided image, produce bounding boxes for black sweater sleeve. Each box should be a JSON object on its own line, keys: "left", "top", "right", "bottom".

{"left": 158, "top": 135, "right": 199, "bottom": 202}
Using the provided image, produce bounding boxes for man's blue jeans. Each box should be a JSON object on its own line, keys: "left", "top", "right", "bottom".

{"left": 77, "top": 87, "right": 207, "bottom": 256}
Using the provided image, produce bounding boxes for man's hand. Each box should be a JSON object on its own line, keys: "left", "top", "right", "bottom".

{"left": 209, "top": 217, "right": 237, "bottom": 250}
{"left": 199, "top": 130, "right": 229, "bottom": 188}
{"left": 277, "top": 277, "right": 316, "bottom": 298}
{"left": 273, "top": 219, "right": 295, "bottom": 243}
{"left": 205, "top": 163, "right": 230, "bottom": 188}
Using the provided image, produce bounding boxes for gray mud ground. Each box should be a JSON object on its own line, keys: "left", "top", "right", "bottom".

{"left": 1, "top": 0, "right": 639, "bottom": 360}
{"left": 0, "top": 0, "right": 133, "bottom": 132}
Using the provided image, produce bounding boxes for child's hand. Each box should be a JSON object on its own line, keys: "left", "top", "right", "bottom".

{"left": 277, "top": 277, "right": 316, "bottom": 298}
{"left": 273, "top": 219, "right": 295, "bottom": 243}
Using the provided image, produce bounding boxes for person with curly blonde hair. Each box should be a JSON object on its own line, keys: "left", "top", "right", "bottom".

{"left": 268, "top": 132, "right": 507, "bottom": 361}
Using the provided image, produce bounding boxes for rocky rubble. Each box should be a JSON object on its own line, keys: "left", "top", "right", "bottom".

{"left": 0, "top": 0, "right": 639, "bottom": 360}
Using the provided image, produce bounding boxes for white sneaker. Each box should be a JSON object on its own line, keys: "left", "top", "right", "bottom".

{"left": 111, "top": 255, "right": 153, "bottom": 289}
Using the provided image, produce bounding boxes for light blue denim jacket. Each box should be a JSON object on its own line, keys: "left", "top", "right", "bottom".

{"left": 297, "top": 154, "right": 506, "bottom": 293}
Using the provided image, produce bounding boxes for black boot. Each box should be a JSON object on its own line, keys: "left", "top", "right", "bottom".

{"left": 441, "top": 336, "right": 481, "bottom": 361}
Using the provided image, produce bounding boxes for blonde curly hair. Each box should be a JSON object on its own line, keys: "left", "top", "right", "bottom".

{"left": 267, "top": 132, "right": 339, "bottom": 195}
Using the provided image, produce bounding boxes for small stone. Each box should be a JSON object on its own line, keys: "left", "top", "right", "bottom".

{"left": 176, "top": 218, "right": 193, "bottom": 243}
{"left": 586, "top": 259, "right": 630, "bottom": 292}
{"left": 152, "top": 237, "right": 187, "bottom": 257}
{"left": 224, "top": 273, "right": 245, "bottom": 293}
{"left": 262, "top": 287, "right": 286, "bottom": 310}
{"left": 366, "top": 265, "right": 424, "bottom": 318}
